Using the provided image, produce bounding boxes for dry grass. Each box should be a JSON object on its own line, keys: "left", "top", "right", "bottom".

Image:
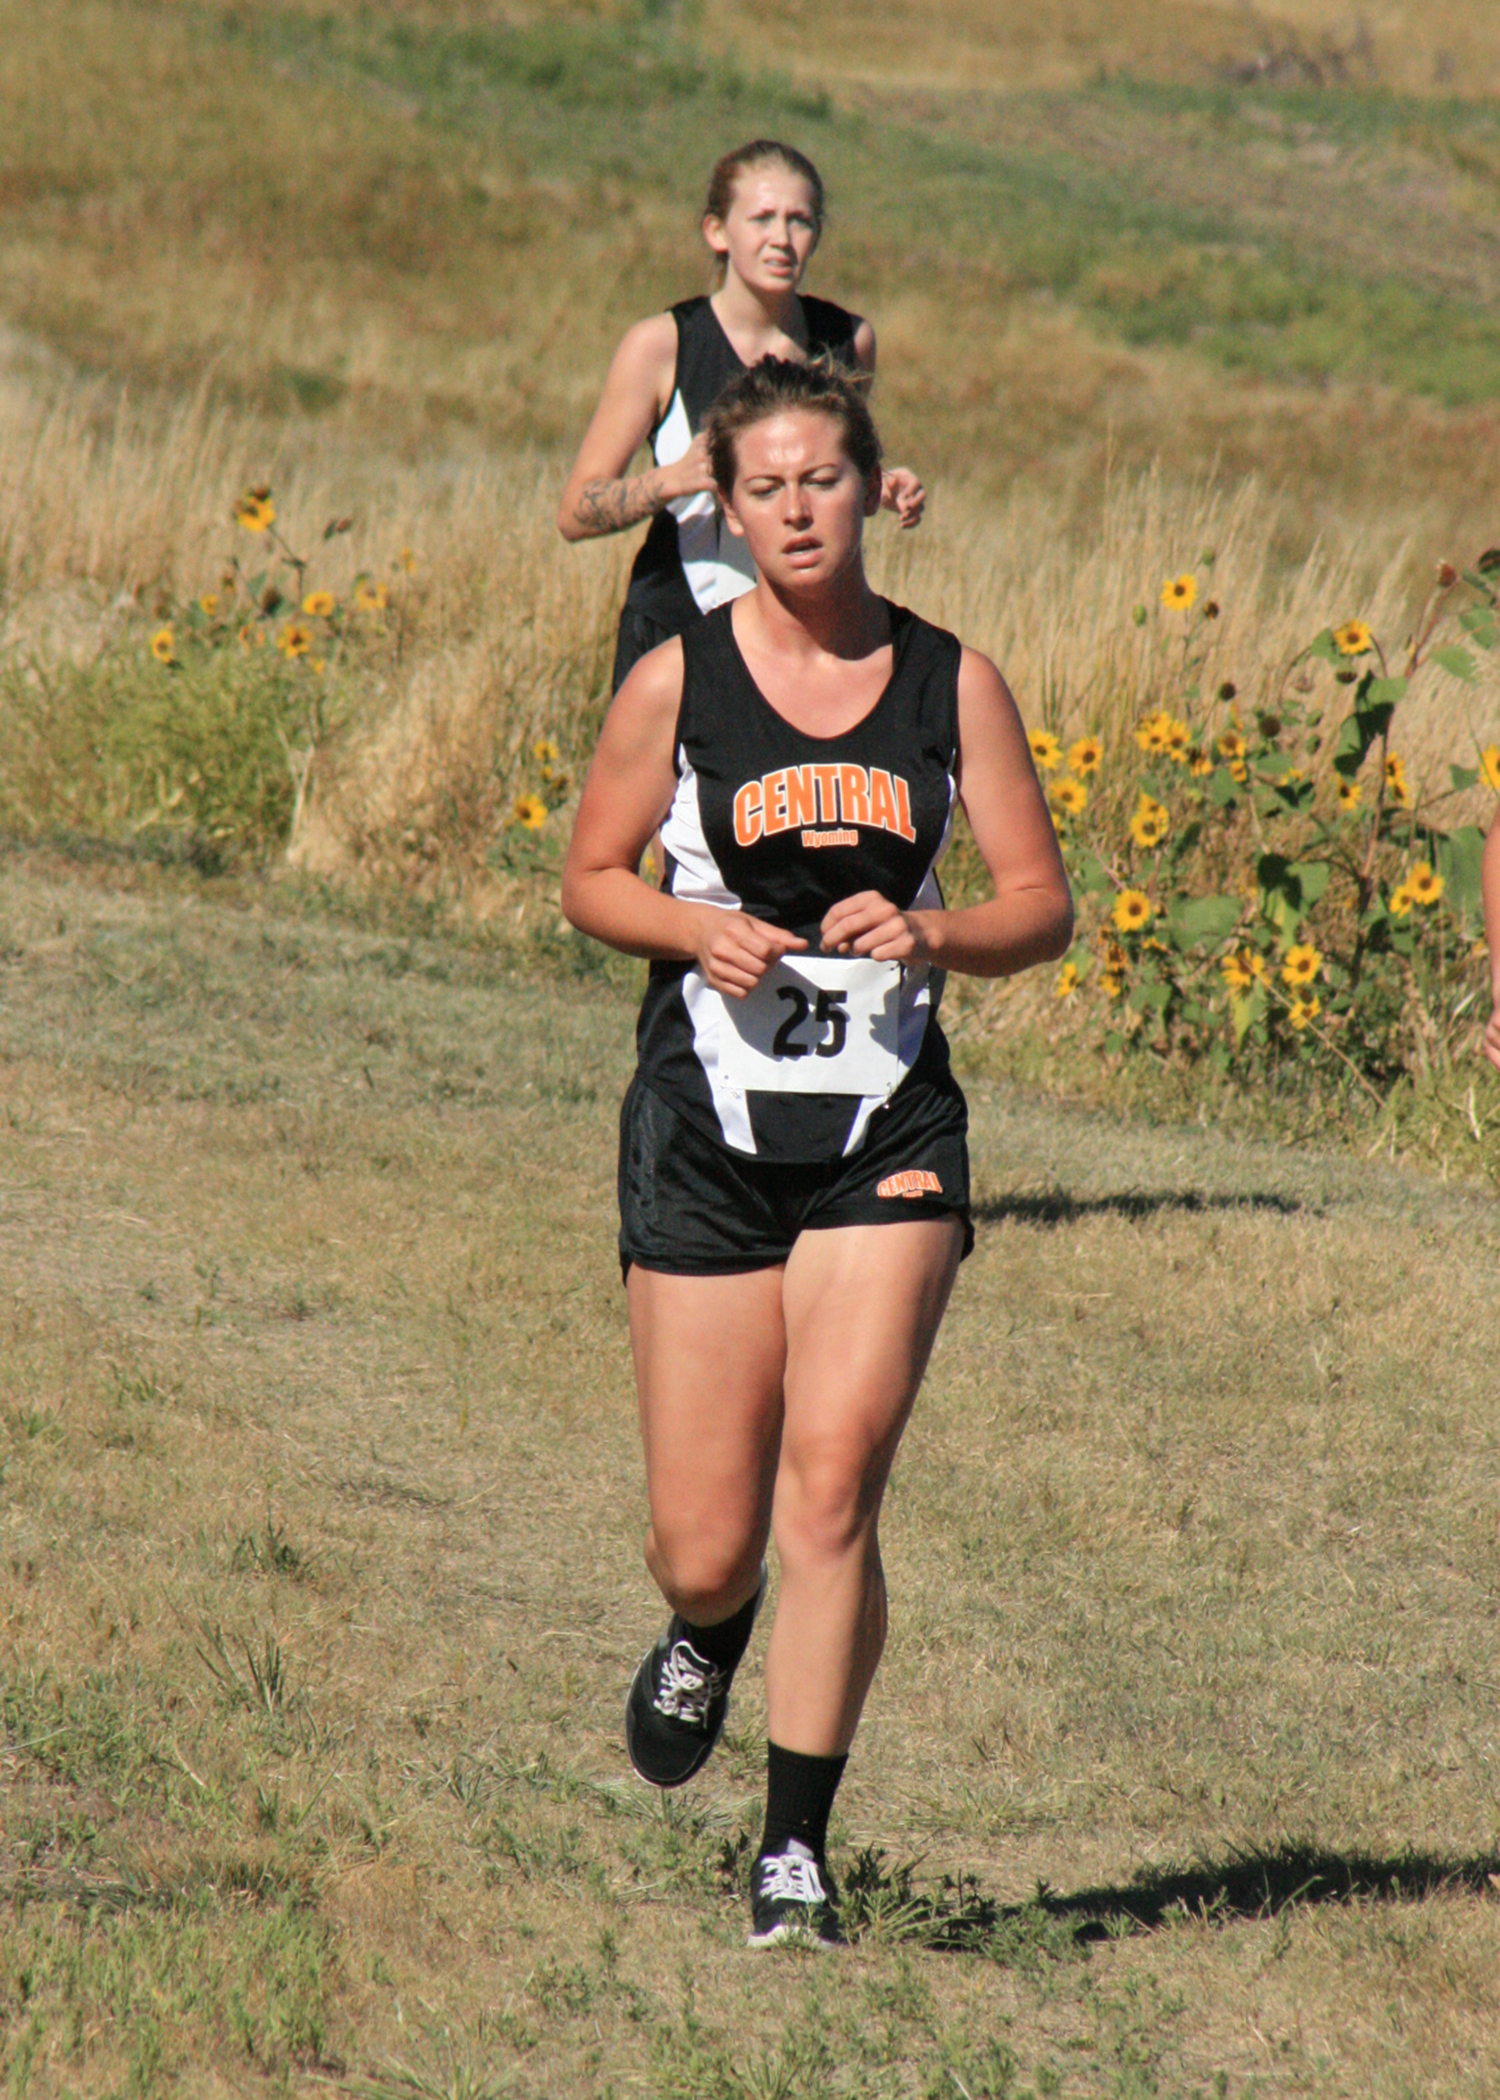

{"left": 702, "top": 0, "right": 1500, "bottom": 98}
{"left": 4, "top": 371, "right": 1495, "bottom": 903}
{"left": 2, "top": 849, "right": 1499, "bottom": 2095}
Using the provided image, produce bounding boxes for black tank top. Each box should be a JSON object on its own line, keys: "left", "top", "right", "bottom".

{"left": 622, "top": 295, "right": 860, "bottom": 635}
{"left": 635, "top": 601, "right": 962, "bottom": 1162}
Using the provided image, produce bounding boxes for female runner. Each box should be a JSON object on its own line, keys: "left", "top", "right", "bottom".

{"left": 556, "top": 138, "right": 925, "bottom": 695}
{"left": 561, "top": 358, "right": 1072, "bottom": 1947}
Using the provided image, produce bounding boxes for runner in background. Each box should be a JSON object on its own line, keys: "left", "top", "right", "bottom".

{"left": 562, "top": 358, "right": 1071, "bottom": 1947}
{"left": 557, "top": 139, "right": 925, "bottom": 696}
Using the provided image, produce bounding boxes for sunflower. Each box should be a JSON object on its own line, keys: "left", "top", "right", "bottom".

{"left": 1050, "top": 776, "right": 1088, "bottom": 817}
{"left": 1220, "top": 952, "right": 1253, "bottom": 992}
{"left": 1388, "top": 885, "right": 1414, "bottom": 917}
{"left": 1384, "top": 753, "right": 1410, "bottom": 806}
{"left": 238, "top": 622, "right": 264, "bottom": 650}
{"left": 1189, "top": 750, "right": 1214, "bottom": 777}
{"left": 1161, "top": 574, "right": 1197, "bottom": 611}
{"left": 198, "top": 592, "right": 219, "bottom": 618}
{"left": 1134, "top": 711, "right": 1173, "bottom": 755}
{"left": 1406, "top": 862, "right": 1444, "bottom": 907}
{"left": 234, "top": 492, "right": 275, "bottom": 533}
{"left": 1112, "top": 888, "right": 1153, "bottom": 933}
{"left": 1028, "top": 729, "right": 1063, "bottom": 771}
{"left": 1287, "top": 994, "right": 1321, "bottom": 1031}
{"left": 302, "top": 590, "right": 336, "bottom": 618}
{"left": 513, "top": 793, "right": 547, "bottom": 831}
{"left": 1101, "top": 971, "right": 1124, "bottom": 1001}
{"left": 1480, "top": 745, "right": 1500, "bottom": 793}
{"left": 1162, "top": 717, "right": 1192, "bottom": 762}
{"left": 1129, "top": 795, "right": 1169, "bottom": 850}
{"left": 1054, "top": 962, "right": 1080, "bottom": 1000}
{"left": 354, "top": 579, "right": 390, "bottom": 613}
{"left": 1281, "top": 944, "right": 1322, "bottom": 988}
{"left": 278, "top": 622, "right": 313, "bottom": 658}
{"left": 533, "top": 737, "right": 561, "bottom": 765}
{"left": 1068, "top": 735, "right": 1103, "bottom": 776}
{"left": 150, "top": 626, "right": 175, "bottom": 664}
{"left": 1332, "top": 619, "right": 1373, "bottom": 656}
{"left": 1337, "top": 779, "right": 1362, "bottom": 812}
{"left": 1217, "top": 730, "right": 1247, "bottom": 763}
{"left": 1229, "top": 760, "right": 1249, "bottom": 784}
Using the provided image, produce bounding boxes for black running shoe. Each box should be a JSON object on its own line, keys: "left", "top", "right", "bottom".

{"left": 747, "top": 1839, "right": 846, "bottom": 1950}
{"left": 624, "top": 1570, "right": 766, "bottom": 1790}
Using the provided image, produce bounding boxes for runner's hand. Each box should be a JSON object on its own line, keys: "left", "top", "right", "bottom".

{"left": 880, "top": 467, "right": 925, "bottom": 530}
{"left": 821, "top": 891, "right": 932, "bottom": 963}
{"left": 662, "top": 431, "right": 716, "bottom": 502}
{"left": 693, "top": 909, "right": 806, "bottom": 997}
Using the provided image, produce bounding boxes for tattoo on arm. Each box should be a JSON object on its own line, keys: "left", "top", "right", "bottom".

{"left": 576, "top": 470, "right": 669, "bottom": 536}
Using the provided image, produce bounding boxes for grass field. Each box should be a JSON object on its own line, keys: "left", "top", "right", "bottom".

{"left": 2, "top": 849, "right": 1499, "bottom": 2096}
{"left": 4, "top": 6, "right": 1500, "bottom": 2090}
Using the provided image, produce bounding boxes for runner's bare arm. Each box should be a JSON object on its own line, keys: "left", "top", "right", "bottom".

{"left": 847, "top": 317, "right": 925, "bottom": 530}
{"left": 562, "top": 644, "right": 806, "bottom": 993}
{"left": 821, "top": 649, "right": 1072, "bottom": 972}
{"left": 557, "top": 316, "right": 716, "bottom": 541}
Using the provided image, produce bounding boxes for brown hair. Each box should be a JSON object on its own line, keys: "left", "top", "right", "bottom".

{"left": 703, "top": 140, "right": 826, "bottom": 235}
{"left": 707, "top": 356, "right": 882, "bottom": 496}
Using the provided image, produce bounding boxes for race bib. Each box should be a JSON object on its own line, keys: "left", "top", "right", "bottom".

{"left": 719, "top": 957, "right": 902, "bottom": 1097}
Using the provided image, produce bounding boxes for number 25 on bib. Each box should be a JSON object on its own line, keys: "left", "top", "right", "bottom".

{"left": 719, "top": 957, "right": 902, "bottom": 1098}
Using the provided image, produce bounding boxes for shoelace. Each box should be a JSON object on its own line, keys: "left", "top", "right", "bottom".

{"left": 756, "top": 1850, "right": 828, "bottom": 1907}
{"left": 653, "top": 1640, "right": 725, "bottom": 1725}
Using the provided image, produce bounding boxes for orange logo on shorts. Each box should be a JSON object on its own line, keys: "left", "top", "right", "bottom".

{"left": 876, "top": 1169, "right": 942, "bottom": 1200}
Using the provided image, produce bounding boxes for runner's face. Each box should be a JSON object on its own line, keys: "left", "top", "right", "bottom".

{"left": 704, "top": 167, "right": 819, "bottom": 297}
{"left": 720, "top": 411, "right": 880, "bottom": 591}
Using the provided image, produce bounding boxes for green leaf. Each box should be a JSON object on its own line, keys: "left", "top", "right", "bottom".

{"left": 1128, "top": 980, "right": 1171, "bottom": 1016}
{"left": 1435, "top": 825, "right": 1487, "bottom": 917}
{"left": 1450, "top": 764, "right": 1480, "bottom": 792}
{"left": 1332, "top": 714, "right": 1367, "bottom": 779}
{"left": 1167, "top": 893, "right": 1243, "bottom": 950}
{"left": 1432, "top": 645, "right": 1477, "bottom": 683}
{"left": 1258, "top": 748, "right": 1294, "bottom": 779}
{"left": 1459, "top": 606, "right": 1499, "bottom": 650}
{"left": 1308, "top": 628, "right": 1341, "bottom": 664}
{"left": 1209, "top": 766, "right": 1239, "bottom": 806}
{"left": 1289, "top": 861, "right": 1331, "bottom": 909}
{"left": 1229, "top": 984, "right": 1265, "bottom": 1046}
{"left": 1103, "top": 1030, "right": 1125, "bottom": 1054}
{"left": 1073, "top": 850, "right": 1113, "bottom": 897}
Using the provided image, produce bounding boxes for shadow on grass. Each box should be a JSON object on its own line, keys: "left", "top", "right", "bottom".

{"left": 973, "top": 1189, "right": 1303, "bottom": 1229}
{"left": 844, "top": 1841, "right": 1500, "bottom": 1961}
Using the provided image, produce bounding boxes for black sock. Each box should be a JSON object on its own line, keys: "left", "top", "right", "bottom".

{"left": 675, "top": 1582, "right": 760, "bottom": 1674}
{"left": 760, "top": 1741, "right": 847, "bottom": 1863}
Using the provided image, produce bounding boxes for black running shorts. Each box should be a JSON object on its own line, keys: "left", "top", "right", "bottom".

{"left": 618, "top": 1073, "right": 973, "bottom": 1277}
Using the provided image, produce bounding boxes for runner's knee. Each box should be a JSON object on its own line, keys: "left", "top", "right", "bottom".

{"left": 773, "top": 1436, "right": 886, "bottom": 1565}
{"left": 648, "top": 1523, "right": 765, "bottom": 1620}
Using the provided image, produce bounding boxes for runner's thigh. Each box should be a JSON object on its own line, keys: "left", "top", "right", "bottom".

{"left": 628, "top": 1265, "right": 788, "bottom": 1548}
{"left": 779, "top": 1219, "right": 963, "bottom": 1509}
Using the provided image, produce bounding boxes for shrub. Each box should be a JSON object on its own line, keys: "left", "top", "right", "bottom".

{"left": 1044, "top": 554, "right": 1500, "bottom": 1091}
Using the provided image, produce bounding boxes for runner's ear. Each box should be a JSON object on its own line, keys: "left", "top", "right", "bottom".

{"left": 863, "top": 467, "right": 883, "bottom": 518}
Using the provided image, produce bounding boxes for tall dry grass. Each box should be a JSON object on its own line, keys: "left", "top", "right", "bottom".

{"left": 1, "top": 370, "right": 1494, "bottom": 901}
